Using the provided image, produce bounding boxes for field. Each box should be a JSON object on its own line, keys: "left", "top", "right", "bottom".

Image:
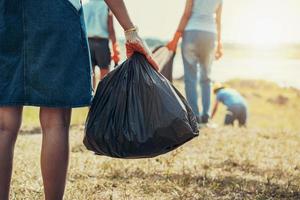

{"left": 10, "top": 80, "right": 300, "bottom": 199}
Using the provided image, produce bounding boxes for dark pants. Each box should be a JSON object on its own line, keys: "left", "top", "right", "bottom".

{"left": 224, "top": 104, "right": 247, "bottom": 127}
{"left": 88, "top": 38, "right": 111, "bottom": 69}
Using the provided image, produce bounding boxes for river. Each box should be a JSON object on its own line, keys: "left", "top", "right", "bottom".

{"left": 173, "top": 56, "right": 300, "bottom": 88}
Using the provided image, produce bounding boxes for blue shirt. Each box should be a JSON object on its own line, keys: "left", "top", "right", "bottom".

{"left": 185, "top": 0, "right": 223, "bottom": 34}
{"left": 216, "top": 89, "right": 247, "bottom": 108}
{"left": 83, "top": 0, "right": 109, "bottom": 38}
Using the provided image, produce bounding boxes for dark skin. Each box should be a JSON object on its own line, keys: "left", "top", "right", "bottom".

{"left": 0, "top": 107, "right": 23, "bottom": 200}
{"left": 0, "top": 107, "right": 71, "bottom": 200}
{"left": 104, "top": 0, "right": 135, "bottom": 30}
{"left": 40, "top": 108, "right": 71, "bottom": 200}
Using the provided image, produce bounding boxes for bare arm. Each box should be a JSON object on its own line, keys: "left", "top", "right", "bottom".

{"left": 167, "top": 0, "right": 193, "bottom": 51}
{"left": 176, "top": 0, "right": 194, "bottom": 33}
{"left": 215, "top": 3, "right": 223, "bottom": 60}
{"left": 215, "top": 3, "right": 223, "bottom": 47}
{"left": 107, "top": 11, "right": 116, "bottom": 44}
{"left": 104, "top": 0, "right": 134, "bottom": 30}
{"left": 211, "top": 100, "right": 219, "bottom": 119}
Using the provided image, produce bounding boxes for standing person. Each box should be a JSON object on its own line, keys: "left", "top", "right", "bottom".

{"left": 211, "top": 83, "right": 248, "bottom": 127}
{"left": 0, "top": 0, "right": 157, "bottom": 199}
{"left": 83, "top": 0, "right": 120, "bottom": 89}
{"left": 167, "top": 0, "right": 223, "bottom": 124}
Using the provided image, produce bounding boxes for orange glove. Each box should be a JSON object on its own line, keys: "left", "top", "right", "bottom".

{"left": 111, "top": 42, "right": 121, "bottom": 65}
{"left": 125, "top": 27, "right": 159, "bottom": 71}
{"left": 166, "top": 31, "right": 182, "bottom": 52}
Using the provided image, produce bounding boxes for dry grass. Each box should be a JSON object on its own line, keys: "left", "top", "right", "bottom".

{"left": 10, "top": 80, "right": 300, "bottom": 199}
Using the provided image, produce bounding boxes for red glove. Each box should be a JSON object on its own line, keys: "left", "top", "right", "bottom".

{"left": 125, "top": 27, "right": 159, "bottom": 71}
{"left": 166, "top": 31, "right": 182, "bottom": 52}
{"left": 111, "top": 42, "right": 121, "bottom": 65}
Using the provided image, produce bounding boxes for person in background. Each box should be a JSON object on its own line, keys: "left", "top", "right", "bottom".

{"left": 83, "top": 0, "right": 120, "bottom": 89}
{"left": 0, "top": 0, "right": 157, "bottom": 198}
{"left": 167, "top": 0, "right": 223, "bottom": 124}
{"left": 211, "top": 83, "right": 248, "bottom": 127}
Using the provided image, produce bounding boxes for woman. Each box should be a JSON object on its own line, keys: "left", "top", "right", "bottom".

{"left": 167, "top": 0, "right": 223, "bottom": 124}
{"left": 0, "top": 0, "right": 157, "bottom": 199}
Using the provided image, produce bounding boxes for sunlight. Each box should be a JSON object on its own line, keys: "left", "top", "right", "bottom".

{"left": 223, "top": 0, "right": 299, "bottom": 47}
{"left": 109, "top": 0, "right": 300, "bottom": 45}
{"left": 233, "top": 2, "right": 285, "bottom": 47}
{"left": 245, "top": 18, "right": 284, "bottom": 47}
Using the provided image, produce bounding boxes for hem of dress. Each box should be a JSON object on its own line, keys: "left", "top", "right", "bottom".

{"left": 0, "top": 102, "right": 91, "bottom": 108}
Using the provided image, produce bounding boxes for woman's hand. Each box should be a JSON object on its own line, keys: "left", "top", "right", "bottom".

{"left": 104, "top": 0, "right": 158, "bottom": 70}
{"left": 125, "top": 27, "right": 159, "bottom": 70}
{"left": 166, "top": 31, "right": 182, "bottom": 52}
{"left": 215, "top": 43, "right": 223, "bottom": 60}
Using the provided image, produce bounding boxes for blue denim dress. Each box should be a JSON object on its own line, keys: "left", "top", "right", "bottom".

{"left": 0, "top": 0, "right": 93, "bottom": 108}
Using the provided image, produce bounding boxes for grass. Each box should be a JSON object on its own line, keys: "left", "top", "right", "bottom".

{"left": 10, "top": 79, "right": 300, "bottom": 199}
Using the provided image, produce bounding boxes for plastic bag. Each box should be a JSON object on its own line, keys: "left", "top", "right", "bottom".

{"left": 84, "top": 53, "right": 198, "bottom": 159}
{"left": 153, "top": 45, "right": 175, "bottom": 82}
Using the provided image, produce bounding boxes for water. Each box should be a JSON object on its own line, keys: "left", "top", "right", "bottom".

{"left": 173, "top": 56, "right": 300, "bottom": 88}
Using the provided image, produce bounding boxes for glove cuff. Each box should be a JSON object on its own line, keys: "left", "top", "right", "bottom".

{"left": 125, "top": 26, "right": 139, "bottom": 42}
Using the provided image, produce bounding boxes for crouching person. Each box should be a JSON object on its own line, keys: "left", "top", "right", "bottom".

{"left": 211, "top": 83, "right": 248, "bottom": 127}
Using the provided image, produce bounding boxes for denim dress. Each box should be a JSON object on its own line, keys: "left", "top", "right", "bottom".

{"left": 0, "top": 0, "right": 93, "bottom": 108}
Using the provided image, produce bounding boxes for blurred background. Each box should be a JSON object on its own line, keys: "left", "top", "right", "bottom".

{"left": 113, "top": 0, "right": 300, "bottom": 88}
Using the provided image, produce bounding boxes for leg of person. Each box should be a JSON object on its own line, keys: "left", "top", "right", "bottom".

{"left": 39, "top": 108, "right": 71, "bottom": 200}
{"left": 88, "top": 38, "right": 97, "bottom": 90}
{"left": 224, "top": 110, "right": 235, "bottom": 126}
{"left": 0, "top": 107, "right": 23, "bottom": 200}
{"left": 100, "top": 68, "right": 109, "bottom": 80}
{"left": 181, "top": 31, "right": 200, "bottom": 117}
{"left": 197, "top": 31, "right": 216, "bottom": 123}
{"left": 199, "top": 65, "right": 212, "bottom": 123}
{"left": 92, "top": 66, "right": 97, "bottom": 90}
{"left": 238, "top": 105, "right": 248, "bottom": 127}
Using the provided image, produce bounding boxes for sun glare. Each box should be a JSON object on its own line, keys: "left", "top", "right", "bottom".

{"left": 246, "top": 18, "right": 283, "bottom": 47}
{"left": 228, "top": 0, "right": 295, "bottom": 47}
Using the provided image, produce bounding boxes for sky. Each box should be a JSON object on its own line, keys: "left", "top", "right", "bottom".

{"left": 111, "top": 0, "right": 300, "bottom": 45}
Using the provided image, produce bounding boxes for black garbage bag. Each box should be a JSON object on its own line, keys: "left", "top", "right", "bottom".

{"left": 152, "top": 45, "right": 175, "bottom": 82}
{"left": 84, "top": 53, "right": 199, "bottom": 159}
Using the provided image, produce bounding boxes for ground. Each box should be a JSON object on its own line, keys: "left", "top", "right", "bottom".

{"left": 10, "top": 80, "right": 300, "bottom": 200}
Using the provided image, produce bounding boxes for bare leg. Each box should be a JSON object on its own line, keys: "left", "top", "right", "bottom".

{"left": 39, "top": 108, "right": 71, "bottom": 200}
{"left": 93, "top": 72, "right": 97, "bottom": 90}
{"left": 92, "top": 66, "right": 97, "bottom": 90}
{"left": 0, "top": 107, "right": 23, "bottom": 200}
{"left": 100, "top": 68, "right": 109, "bottom": 80}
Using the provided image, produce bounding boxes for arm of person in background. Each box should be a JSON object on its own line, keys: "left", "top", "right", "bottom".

{"left": 108, "top": 11, "right": 121, "bottom": 66}
{"left": 104, "top": 0, "right": 158, "bottom": 70}
{"left": 211, "top": 100, "right": 219, "bottom": 119}
{"left": 215, "top": 3, "right": 223, "bottom": 60}
{"left": 167, "top": 0, "right": 194, "bottom": 52}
